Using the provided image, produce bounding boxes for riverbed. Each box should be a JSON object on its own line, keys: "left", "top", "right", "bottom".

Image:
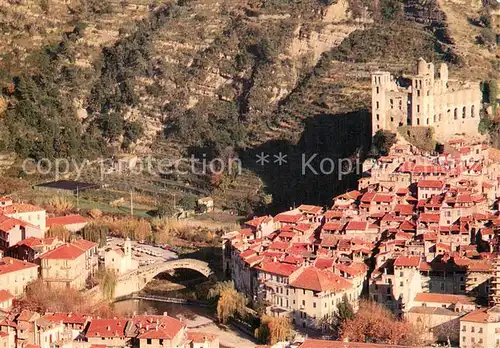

{"left": 114, "top": 298, "right": 257, "bottom": 348}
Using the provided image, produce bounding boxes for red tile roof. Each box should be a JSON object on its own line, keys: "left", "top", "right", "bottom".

{"left": 258, "top": 261, "right": 298, "bottom": 277}
{"left": 16, "top": 237, "right": 43, "bottom": 248}
{"left": 131, "top": 315, "right": 184, "bottom": 340}
{"left": 46, "top": 215, "right": 87, "bottom": 228}
{"left": 414, "top": 293, "right": 474, "bottom": 305}
{"left": 372, "top": 194, "right": 394, "bottom": 203}
{"left": 419, "top": 213, "right": 440, "bottom": 223}
{"left": 460, "top": 307, "right": 489, "bottom": 323}
{"left": 394, "top": 256, "right": 420, "bottom": 268}
{"left": 0, "top": 257, "right": 38, "bottom": 275}
{"left": 0, "top": 203, "right": 44, "bottom": 214}
{"left": 290, "top": 267, "right": 352, "bottom": 293}
{"left": 86, "top": 319, "right": 128, "bottom": 338}
{"left": 345, "top": 221, "right": 368, "bottom": 231}
{"left": 417, "top": 180, "right": 444, "bottom": 189}
{"left": 39, "top": 243, "right": 85, "bottom": 260}
{"left": 0, "top": 290, "right": 13, "bottom": 302}
{"left": 187, "top": 331, "right": 217, "bottom": 343}
{"left": 314, "top": 258, "right": 334, "bottom": 270}
{"left": 42, "top": 312, "right": 88, "bottom": 325}
{"left": 274, "top": 213, "right": 304, "bottom": 224}
{"left": 0, "top": 215, "right": 35, "bottom": 232}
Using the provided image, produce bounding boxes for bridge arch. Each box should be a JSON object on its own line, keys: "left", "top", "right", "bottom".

{"left": 114, "top": 258, "right": 214, "bottom": 298}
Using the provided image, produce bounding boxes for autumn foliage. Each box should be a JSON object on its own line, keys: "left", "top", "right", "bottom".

{"left": 17, "top": 279, "right": 115, "bottom": 317}
{"left": 340, "top": 300, "right": 421, "bottom": 346}
{"left": 208, "top": 281, "right": 247, "bottom": 324}
{"left": 255, "top": 315, "right": 294, "bottom": 344}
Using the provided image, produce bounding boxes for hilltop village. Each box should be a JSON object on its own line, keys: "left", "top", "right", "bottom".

{"left": 223, "top": 137, "right": 500, "bottom": 347}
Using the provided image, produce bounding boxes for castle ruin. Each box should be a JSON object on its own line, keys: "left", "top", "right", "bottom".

{"left": 371, "top": 58, "right": 482, "bottom": 141}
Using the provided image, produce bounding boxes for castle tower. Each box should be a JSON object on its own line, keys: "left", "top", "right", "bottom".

{"left": 411, "top": 58, "right": 435, "bottom": 128}
{"left": 439, "top": 63, "right": 448, "bottom": 86}
{"left": 371, "top": 71, "right": 391, "bottom": 136}
{"left": 490, "top": 252, "right": 500, "bottom": 307}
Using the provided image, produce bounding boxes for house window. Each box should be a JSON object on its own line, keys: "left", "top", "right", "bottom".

{"left": 147, "top": 339, "right": 152, "bottom": 345}
{"left": 471, "top": 105, "right": 475, "bottom": 117}
{"left": 159, "top": 339, "right": 163, "bottom": 345}
{"left": 417, "top": 105, "right": 420, "bottom": 113}
{"left": 313, "top": 302, "right": 316, "bottom": 308}
{"left": 462, "top": 106, "right": 466, "bottom": 118}
{"left": 376, "top": 114, "right": 380, "bottom": 121}
{"left": 376, "top": 87, "right": 380, "bottom": 94}
{"left": 462, "top": 325, "right": 466, "bottom": 332}
{"left": 376, "top": 101, "right": 379, "bottom": 109}
{"left": 302, "top": 300, "right": 305, "bottom": 306}
{"left": 471, "top": 327, "right": 475, "bottom": 333}
{"left": 400, "top": 272, "right": 404, "bottom": 277}
{"left": 454, "top": 109, "right": 457, "bottom": 120}
{"left": 478, "top": 328, "right": 483, "bottom": 333}
{"left": 399, "top": 282, "right": 403, "bottom": 286}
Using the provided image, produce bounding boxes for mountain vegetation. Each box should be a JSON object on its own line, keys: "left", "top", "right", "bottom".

{"left": 0, "top": 0, "right": 498, "bottom": 209}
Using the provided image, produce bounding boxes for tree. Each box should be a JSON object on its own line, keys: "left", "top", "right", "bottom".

{"left": 179, "top": 194, "right": 197, "bottom": 211}
{"left": 82, "top": 222, "right": 109, "bottom": 248}
{"left": 486, "top": 79, "right": 498, "bottom": 105}
{"left": 19, "top": 279, "right": 115, "bottom": 316}
{"left": 135, "top": 219, "right": 152, "bottom": 242}
{"left": 335, "top": 294, "right": 355, "bottom": 326}
{"left": 208, "top": 281, "right": 247, "bottom": 324}
{"left": 47, "top": 224, "right": 70, "bottom": 242}
{"left": 46, "top": 196, "right": 74, "bottom": 214}
{"left": 97, "top": 268, "right": 118, "bottom": 300}
{"left": 268, "top": 316, "right": 293, "bottom": 344}
{"left": 373, "top": 130, "right": 397, "bottom": 155}
{"left": 340, "top": 300, "right": 420, "bottom": 345}
{"left": 156, "top": 201, "right": 177, "bottom": 218}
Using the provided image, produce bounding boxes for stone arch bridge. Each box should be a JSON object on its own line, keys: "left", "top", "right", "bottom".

{"left": 114, "top": 258, "right": 214, "bottom": 298}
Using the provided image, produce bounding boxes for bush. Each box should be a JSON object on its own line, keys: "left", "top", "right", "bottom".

{"left": 372, "top": 130, "right": 397, "bottom": 155}
{"left": 179, "top": 194, "right": 198, "bottom": 211}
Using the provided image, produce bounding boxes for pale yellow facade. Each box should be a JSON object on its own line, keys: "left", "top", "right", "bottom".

{"left": 40, "top": 253, "right": 87, "bottom": 289}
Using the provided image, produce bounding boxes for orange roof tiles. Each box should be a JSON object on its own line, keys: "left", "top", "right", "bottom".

{"left": 417, "top": 180, "right": 444, "bottom": 189}
{"left": 274, "top": 213, "right": 303, "bottom": 224}
{"left": 0, "top": 257, "right": 37, "bottom": 275}
{"left": 131, "top": 315, "right": 184, "bottom": 340}
{"left": 86, "top": 319, "right": 128, "bottom": 338}
{"left": 187, "top": 331, "right": 217, "bottom": 343}
{"left": 394, "top": 256, "right": 420, "bottom": 267}
{"left": 258, "top": 261, "right": 298, "bottom": 277}
{"left": 39, "top": 243, "right": 85, "bottom": 260}
{"left": 0, "top": 203, "right": 44, "bottom": 214}
{"left": 290, "top": 267, "right": 352, "bottom": 293}
{"left": 460, "top": 307, "right": 489, "bottom": 323}
{"left": 46, "top": 214, "right": 87, "bottom": 228}
{"left": 0, "top": 290, "right": 13, "bottom": 302}
{"left": 414, "top": 293, "right": 474, "bottom": 305}
{"left": 42, "top": 312, "right": 88, "bottom": 325}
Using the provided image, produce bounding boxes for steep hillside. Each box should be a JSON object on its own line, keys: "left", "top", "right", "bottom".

{"left": 0, "top": 0, "right": 498, "bottom": 211}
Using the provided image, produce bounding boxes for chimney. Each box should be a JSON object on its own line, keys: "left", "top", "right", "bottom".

{"left": 162, "top": 312, "right": 167, "bottom": 317}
